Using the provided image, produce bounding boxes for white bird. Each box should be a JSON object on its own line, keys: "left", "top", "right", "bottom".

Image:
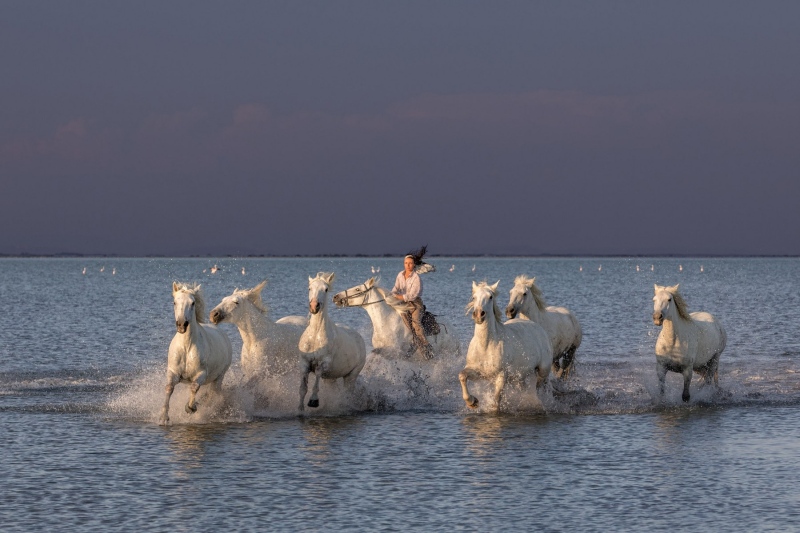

{"left": 242, "top": 267, "right": 246, "bottom": 275}
{"left": 700, "top": 265, "right": 704, "bottom": 272}
{"left": 579, "top": 266, "right": 583, "bottom": 272}
{"left": 651, "top": 265, "right": 654, "bottom": 271}
{"left": 371, "top": 266, "right": 376, "bottom": 273}
{"left": 449, "top": 264, "right": 455, "bottom": 272}
{"left": 679, "top": 264, "right": 683, "bottom": 272}
{"left": 211, "top": 265, "right": 219, "bottom": 274}
{"left": 471, "top": 265, "right": 476, "bottom": 272}
{"left": 82, "top": 267, "right": 86, "bottom": 275}
{"left": 100, "top": 266, "right": 105, "bottom": 273}
{"left": 112, "top": 268, "right": 116, "bottom": 275}
{"left": 598, "top": 265, "right": 602, "bottom": 272}
{"left": 636, "top": 265, "right": 640, "bottom": 272}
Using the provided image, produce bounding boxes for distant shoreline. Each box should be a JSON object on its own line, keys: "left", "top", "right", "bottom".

{"left": 1, "top": 253, "right": 798, "bottom": 259}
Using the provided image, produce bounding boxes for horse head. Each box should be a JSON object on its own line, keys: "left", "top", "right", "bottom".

{"left": 209, "top": 280, "right": 267, "bottom": 324}
{"left": 172, "top": 282, "right": 204, "bottom": 333}
{"left": 468, "top": 280, "right": 501, "bottom": 325}
{"left": 505, "top": 276, "right": 531, "bottom": 318}
{"left": 333, "top": 277, "right": 376, "bottom": 308}
{"left": 653, "top": 283, "right": 680, "bottom": 326}
{"left": 308, "top": 272, "right": 335, "bottom": 314}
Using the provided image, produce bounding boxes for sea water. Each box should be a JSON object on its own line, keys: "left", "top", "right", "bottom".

{"left": 1, "top": 257, "right": 798, "bottom": 531}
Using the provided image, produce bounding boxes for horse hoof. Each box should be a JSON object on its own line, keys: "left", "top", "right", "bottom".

{"left": 308, "top": 399, "right": 319, "bottom": 408}
{"left": 466, "top": 396, "right": 479, "bottom": 409}
{"left": 682, "top": 393, "right": 690, "bottom": 402}
{"left": 185, "top": 403, "right": 197, "bottom": 414}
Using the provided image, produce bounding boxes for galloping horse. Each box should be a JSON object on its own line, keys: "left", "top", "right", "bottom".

{"left": 505, "top": 275, "right": 582, "bottom": 378}
{"left": 652, "top": 284, "right": 726, "bottom": 402}
{"left": 459, "top": 281, "right": 552, "bottom": 411}
{"left": 160, "top": 282, "right": 232, "bottom": 425}
{"left": 209, "top": 280, "right": 307, "bottom": 378}
{"left": 298, "top": 272, "right": 366, "bottom": 411}
{"left": 333, "top": 277, "right": 460, "bottom": 359}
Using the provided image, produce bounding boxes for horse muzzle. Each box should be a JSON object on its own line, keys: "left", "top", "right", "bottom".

{"left": 332, "top": 295, "right": 345, "bottom": 307}
{"left": 176, "top": 321, "right": 189, "bottom": 333}
{"left": 473, "top": 310, "right": 486, "bottom": 324}
{"left": 652, "top": 312, "right": 663, "bottom": 326}
{"left": 309, "top": 301, "right": 321, "bottom": 314}
{"left": 209, "top": 309, "right": 225, "bottom": 324}
{"left": 505, "top": 306, "right": 518, "bottom": 319}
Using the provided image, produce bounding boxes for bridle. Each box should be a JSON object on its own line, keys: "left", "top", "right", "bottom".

{"left": 333, "top": 282, "right": 385, "bottom": 308}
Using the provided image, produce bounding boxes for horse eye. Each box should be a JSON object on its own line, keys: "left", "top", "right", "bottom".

{"left": 191, "top": 302, "right": 195, "bottom": 307}
{"left": 325, "top": 288, "right": 328, "bottom": 292}
{"left": 489, "top": 296, "right": 492, "bottom": 300}
{"left": 668, "top": 297, "right": 672, "bottom": 301}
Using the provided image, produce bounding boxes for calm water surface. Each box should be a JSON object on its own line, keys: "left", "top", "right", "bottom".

{"left": 1, "top": 257, "right": 799, "bottom": 531}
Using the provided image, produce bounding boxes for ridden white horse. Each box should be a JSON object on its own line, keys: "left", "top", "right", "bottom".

{"left": 298, "top": 272, "right": 366, "bottom": 411}
{"left": 652, "top": 284, "right": 726, "bottom": 402}
{"left": 160, "top": 282, "right": 233, "bottom": 425}
{"left": 209, "top": 280, "right": 307, "bottom": 378}
{"left": 459, "top": 281, "right": 552, "bottom": 411}
{"left": 333, "top": 277, "right": 461, "bottom": 359}
{"left": 505, "top": 275, "right": 582, "bottom": 378}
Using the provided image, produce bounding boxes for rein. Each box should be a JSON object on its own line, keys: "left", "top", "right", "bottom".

{"left": 334, "top": 283, "right": 386, "bottom": 307}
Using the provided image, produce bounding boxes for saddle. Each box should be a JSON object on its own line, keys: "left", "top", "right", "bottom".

{"left": 421, "top": 308, "right": 441, "bottom": 336}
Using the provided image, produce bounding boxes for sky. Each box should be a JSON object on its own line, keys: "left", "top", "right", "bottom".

{"left": 1, "top": 1, "right": 799, "bottom": 256}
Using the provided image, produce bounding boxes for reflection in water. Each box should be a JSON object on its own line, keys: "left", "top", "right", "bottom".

{"left": 460, "top": 413, "right": 548, "bottom": 460}
{"left": 301, "top": 416, "right": 365, "bottom": 467}
{"left": 163, "top": 424, "right": 229, "bottom": 479}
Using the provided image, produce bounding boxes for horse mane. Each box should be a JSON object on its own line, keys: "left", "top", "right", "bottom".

{"left": 374, "top": 285, "right": 412, "bottom": 312}
{"left": 666, "top": 285, "right": 692, "bottom": 321}
{"left": 514, "top": 275, "right": 547, "bottom": 311}
{"left": 312, "top": 272, "right": 335, "bottom": 288}
{"left": 233, "top": 286, "right": 268, "bottom": 315}
{"left": 174, "top": 282, "right": 206, "bottom": 323}
{"left": 465, "top": 281, "right": 503, "bottom": 324}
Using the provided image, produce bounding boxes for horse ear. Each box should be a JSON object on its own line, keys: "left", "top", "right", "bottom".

{"left": 172, "top": 281, "right": 180, "bottom": 294}
{"left": 367, "top": 277, "right": 375, "bottom": 287}
{"left": 326, "top": 272, "right": 336, "bottom": 285}
{"left": 670, "top": 283, "right": 680, "bottom": 292}
{"left": 253, "top": 280, "right": 267, "bottom": 295}
{"left": 472, "top": 281, "right": 479, "bottom": 292}
{"left": 490, "top": 280, "right": 500, "bottom": 292}
{"left": 527, "top": 277, "right": 536, "bottom": 288}
{"left": 654, "top": 284, "right": 660, "bottom": 293}
{"left": 308, "top": 276, "right": 314, "bottom": 284}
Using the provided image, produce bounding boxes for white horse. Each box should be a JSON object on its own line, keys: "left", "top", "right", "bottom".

{"left": 332, "top": 277, "right": 461, "bottom": 359}
{"left": 160, "top": 282, "right": 233, "bottom": 425}
{"left": 298, "top": 272, "right": 366, "bottom": 411}
{"left": 459, "top": 281, "right": 552, "bottom": 411}
{"left": 209, "top": 280, "right": 307, "bottom": 378}
{"left": 652, "top": 284, "right": 726, "bottom": 402}
{"left": 505, "top": 275, "right": 582, "bottom": 378}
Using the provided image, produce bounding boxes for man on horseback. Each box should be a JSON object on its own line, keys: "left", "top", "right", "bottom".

{"left": 392, "top": 246, "right": 435, "bottom": 359}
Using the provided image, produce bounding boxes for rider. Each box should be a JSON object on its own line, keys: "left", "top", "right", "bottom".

{"left": 392, "top": 246, "right": 434, "bottom": 359}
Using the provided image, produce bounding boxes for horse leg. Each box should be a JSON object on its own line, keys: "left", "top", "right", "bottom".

{"left": 299, "top": 365, "right": 310, "bottom": 412}
{"left": 308, "top": 370, "right": 322, "bottom": 408}
{"left": 159, "top": 372, "right": 179, "bottom": 425}
{"left": 709, "top": 353, "right": 720, "bottom": 388}
{"left": 560, "top": 346, "right": 577, "bottom": 379}
{"left": 459, "top": 368, "right": 479, "bottom": 409}
{"left": 492, "top": 371, "right": 507, "bottom": 411}
{"left": 656, "top": 362, "right": 667, "bottom": 402}
{"left": 186, "top": 371, "right": 207, "bottom": 414}
{"left": 681, "top": 367, "right": 693, "bottom": 402}
{"left": 551, "top": 356, "right": 563, "bottom": 380}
